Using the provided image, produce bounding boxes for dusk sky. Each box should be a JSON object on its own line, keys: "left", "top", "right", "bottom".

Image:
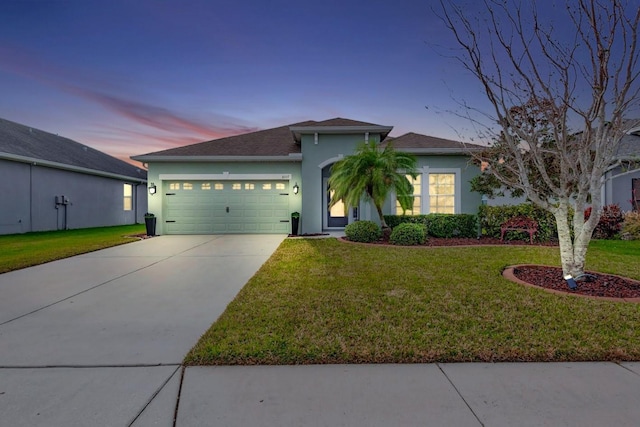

{"left": 0, "top": 0, "right": 550, "bottom": 165}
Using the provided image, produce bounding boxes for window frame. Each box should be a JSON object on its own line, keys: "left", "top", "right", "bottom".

{"left": 426, "top": 169, "right": 461, "bottom": 214}
{"left": 123, "top": 183, "right": 133, "bottom": 211}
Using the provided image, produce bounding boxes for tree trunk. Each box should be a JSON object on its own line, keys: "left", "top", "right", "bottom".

{"left": 553, "top": 203, "right": 579, "bottom": 277}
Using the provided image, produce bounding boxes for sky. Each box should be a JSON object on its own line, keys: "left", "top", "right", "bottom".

{"left": 0, "top": 0, "right": 607, "bottom": 166}
{"left": 0, "top": 0, "right": 498, "bottom": 165}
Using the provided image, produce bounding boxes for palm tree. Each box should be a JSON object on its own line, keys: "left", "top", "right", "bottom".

{"left": 328, "top": 142, "right": 418, "bottom": 230}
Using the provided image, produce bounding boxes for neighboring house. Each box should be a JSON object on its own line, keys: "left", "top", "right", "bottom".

{"left": 132, "top": 118, "right": 483, "bottom": 235}
{"left": 0, "top": 117, "right": 147, "bottom": 235}
{"left": 603, "top": 124, "right": 640, "bottom": 211}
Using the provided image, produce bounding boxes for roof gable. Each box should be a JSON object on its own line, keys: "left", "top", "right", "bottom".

{"left": 0, "top": 117, "right": 146, "bottom": 181}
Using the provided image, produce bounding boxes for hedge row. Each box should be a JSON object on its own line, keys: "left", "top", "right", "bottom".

{"left": 478, "top": 204, "right": 557, "bottom": 242}
{"left": 383, "top": 214, "right": 477, "bottom": 238}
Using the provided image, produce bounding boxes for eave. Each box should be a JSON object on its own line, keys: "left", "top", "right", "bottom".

{"left": 130, "top": 153, "right": 303, "bottom": 163}
{"left": 1, "top": 152, "right": 147, "bottom": 183}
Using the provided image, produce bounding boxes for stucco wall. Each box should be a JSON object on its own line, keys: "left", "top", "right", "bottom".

{"left": 299, "top": 133, "right": 381, "bottom": 234}
{"left": 605, "top": 166, "right": 640, "bottom": 210}
{"left": 0, "top": 159, "right": 147, "bottom": 235}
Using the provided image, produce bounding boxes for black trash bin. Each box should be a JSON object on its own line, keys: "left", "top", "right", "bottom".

{"left": 144, "top": 214, "right": 156, "bottom": 236}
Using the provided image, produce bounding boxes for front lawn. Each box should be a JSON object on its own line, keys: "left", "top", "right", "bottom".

{"left": 186, "top": 238, "right": 640, "bottom": 365}
{"left": 0, "top": 224, "right": 145, "bottom": 273}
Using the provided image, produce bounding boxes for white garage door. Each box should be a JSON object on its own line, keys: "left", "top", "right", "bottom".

{"left": 163, "top": 180, "right": 290, "bottom": 234}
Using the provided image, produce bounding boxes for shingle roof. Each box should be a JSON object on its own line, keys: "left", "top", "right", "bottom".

{"left": 382, "top": 132, "right": 484, "bottom": 152}
{"left": 139, "top": 122, "right": 310, "bottom": 157}
{"left": 134, "top": 118, "right": 391, "bottom": 159}
{"left": 0, "top": 117, "right": 146, "bottom": 181}
{"left": 617, "top": 121, "right": 640, "bottom": 159}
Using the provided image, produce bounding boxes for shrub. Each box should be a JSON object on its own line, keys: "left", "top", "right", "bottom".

{"left": 621, "top": 211, "right": 640, "bottom": 240}
{"left": 478, "top": 203, "right": 557, "bottom": 241}
{"left": 585, "top": 204, "right": 624, "bottom": 239}
{"left": 344, "top": 221, "right": 382, "bottom": 243}
{"left": 389, "top": 223, "right": 427, "bottom": 246}
{"left": 383, "top": 214, "right": 477, "bottom": 238}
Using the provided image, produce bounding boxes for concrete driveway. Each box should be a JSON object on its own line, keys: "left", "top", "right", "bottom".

{"left": 0, "top": 234, "right": 286, "bottom": 426}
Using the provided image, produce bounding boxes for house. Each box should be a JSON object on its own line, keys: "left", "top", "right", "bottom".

{"left": 603, "top": 124, "right": 640, "bottom": 211}
{"left": 132, "top": 118, "right": 483, "bottom": 235}
{"left": 0, "top": 117, "right": 147, "bottom": 235}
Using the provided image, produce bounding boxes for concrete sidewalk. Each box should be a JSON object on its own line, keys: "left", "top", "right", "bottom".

{"left": 172, "top": 362, "right": 640, "bottom": 427}
{"left": 2, "top": 235, "right": 640, "bottom": 426}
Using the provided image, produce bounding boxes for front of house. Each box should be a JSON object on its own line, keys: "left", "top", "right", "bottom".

{"left": 132, "top": 118, "right": 483, "bottom": 235}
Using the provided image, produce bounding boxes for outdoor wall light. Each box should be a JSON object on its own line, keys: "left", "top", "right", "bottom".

{"left": 564, "top": 274, "right": 578, "bottom": 290}
{"left": 293, "top": 183, "right": 300, "bottom": 194}
{"left": 148, "top": 183, "right": 157, "bottom": 195}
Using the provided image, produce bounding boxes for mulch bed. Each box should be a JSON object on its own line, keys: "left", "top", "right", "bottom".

{"left": 512, "top": 265, "right": 640, "bottom": 299}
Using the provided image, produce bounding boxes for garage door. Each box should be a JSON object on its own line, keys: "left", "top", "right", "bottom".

{"left": 163, "top": 180, "right": 290, "bottom": 234}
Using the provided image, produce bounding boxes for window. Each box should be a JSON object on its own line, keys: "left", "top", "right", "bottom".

{"left": 245, "top": 183, "right": 255, "bottom": 190}
{"left": 232, "top": 183, "right": 242, "bottom": 190}
{"left": 275, "top": 183, "right": 286, "bottom": 190}
{"left": 396, "top": 175, "right": 421, "bottom": 215}
{"left": 429, "top": 173, "right": 456, "bottom": 214}
{"left": 214, "top": 183, "right": 224, "bottom": 190}
{"left": 262, "top": 183, "right": 272, "bottom": 190}
{"left": 201, "top": 183, "right": 211, "bottom": 190}
{"left": 183, "top": 183, "right": 193, "bottom": 190}
{"left": 123, "top": 184, "right": 132, "bottom": 211}
{"left": 169, "top": 182, "right": 180, "bottom": 190}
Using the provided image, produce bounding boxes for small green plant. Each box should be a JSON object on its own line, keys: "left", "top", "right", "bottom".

{"left": 344, "top": 221, "right": 382, "bottom": 243}
{"left": 383, "top": 213, "right": 477, "bottom": 238}
{"left": 389, "top": 223, "right": 427, "bottom": 246}
{"left": 622, "top": 211, "right": 640, "bottom": 240}
{"left": 291, "top": 212, "right": 300, "bottom": 219}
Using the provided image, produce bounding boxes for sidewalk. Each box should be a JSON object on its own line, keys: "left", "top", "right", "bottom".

{"left": 169, "top": 362, "right": 640, "bottom": 426}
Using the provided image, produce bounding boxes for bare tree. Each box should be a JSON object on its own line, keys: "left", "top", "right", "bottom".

{"left": 439, "top": 0, "right": 640, "bottom": 278}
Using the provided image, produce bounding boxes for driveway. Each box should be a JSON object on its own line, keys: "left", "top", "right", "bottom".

{"left": 0, "top": 234, "right": 286, "bottom": 426}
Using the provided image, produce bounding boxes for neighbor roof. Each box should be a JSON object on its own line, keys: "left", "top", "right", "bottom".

{"left": 0, "top": 117, "right": 146, "bottom": 181}
{"left": 617, "top": 120, "right": 640, "bottom": 160}
{"left": 382, "top": 132, "right": 484, "bottom": 154}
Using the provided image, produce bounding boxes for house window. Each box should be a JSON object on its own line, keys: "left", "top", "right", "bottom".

{"left": 396, "top": 175, "right": 421, "bottom": 215}
{"left": 123, "top": 184, "right": 133, "bottom": 211}
{"left": 429, "top": 173, "right": 456, "bottom": 214}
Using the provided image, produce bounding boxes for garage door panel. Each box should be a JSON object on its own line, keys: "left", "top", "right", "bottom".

{"left": 163, "top": 180, "right": 290, "bottom": 234}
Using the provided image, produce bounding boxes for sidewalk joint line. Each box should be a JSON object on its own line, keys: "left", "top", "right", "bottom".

{"left": 436, "top": 363, "right": 485, "bottom": 427}
{"left": 0, "top": 363, "right": 181, "bottom": 369}
{"left": 128, "top": 365, "right": 182, "bottom": 427}
{"left": 172, "top": 366, "right": 187, "bottom": 427}
{"left": 615, "top": 361, "right": 640, "bottom": 378}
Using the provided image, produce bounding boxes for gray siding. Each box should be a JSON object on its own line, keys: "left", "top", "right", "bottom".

{"left": 0, "top": 159, "right": 147, "bottom": 235}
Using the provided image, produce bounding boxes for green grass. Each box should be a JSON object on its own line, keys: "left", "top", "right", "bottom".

{"left": 0, "top": 224, "right": 145, "bottom": 273}
{"left": 185, "top": 238, "right": 640, "bottom": 365}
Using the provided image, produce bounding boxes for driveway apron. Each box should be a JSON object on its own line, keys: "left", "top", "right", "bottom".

{"left": 0, "top": 234, "right": 285, "bottom": 427}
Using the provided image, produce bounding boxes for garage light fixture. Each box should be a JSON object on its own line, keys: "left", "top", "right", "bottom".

{"left": 293, "top": 183, "right": 300, "bottom": 195}
{"left": 148, "top": 183, "right": 157, "bottom": 195}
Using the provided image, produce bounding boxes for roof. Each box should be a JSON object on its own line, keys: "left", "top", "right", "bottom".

{"left": 133, "top": 118, "right": 396, "bottom": 161}
{"left": 0, "top": 117, "right": 146, "bottom": 181}
{"left": 382, "top": 132, "right": 484, "bottom": 154}
{"left": 617, "top": 121, "right": 640, "bottom": 159}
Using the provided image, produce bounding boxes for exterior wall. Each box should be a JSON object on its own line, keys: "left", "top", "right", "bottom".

{"left": 299, "top": 133, "right": 381, "bottom": 234}
{"left": 605, "top": 166, "right": 640, "bottom": 210}
{"left": 145, "top": 161, "right": 302, "bottom": 235}
{"left": 0, "top": 159, "right": 146, "bottom": 235}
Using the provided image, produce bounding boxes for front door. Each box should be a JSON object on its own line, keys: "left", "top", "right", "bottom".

{"left": 324, "top": 178, "right": 348, "bottom": 228}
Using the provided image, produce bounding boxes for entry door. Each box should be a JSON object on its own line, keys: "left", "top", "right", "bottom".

{"left": 324, "top": 178, "right": 348, "bottom": 228}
